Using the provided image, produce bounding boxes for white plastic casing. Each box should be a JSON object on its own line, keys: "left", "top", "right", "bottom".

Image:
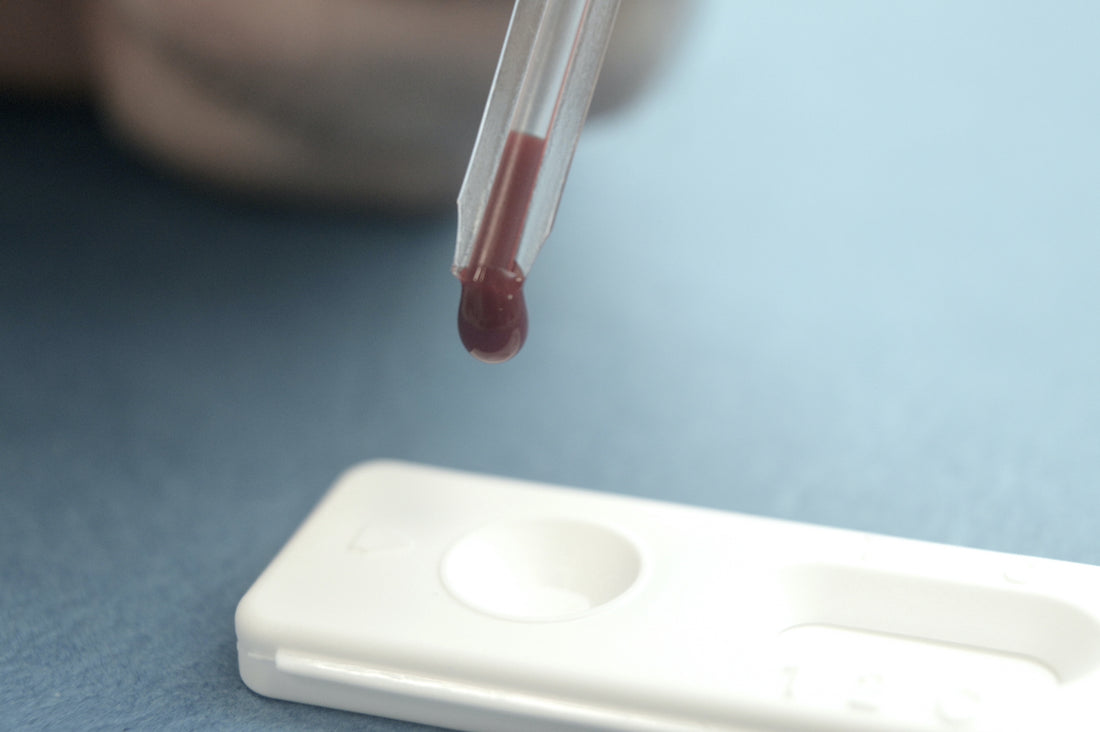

{"left": 236, "top": 460, "right": 1100, "bottom": 731}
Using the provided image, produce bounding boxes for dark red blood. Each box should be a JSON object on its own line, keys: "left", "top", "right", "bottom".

{"left": 457, "top": 267, "right": 527, "bottom": 363}
{"left": 456, "top": 131, "right": 546, "bottom": 364}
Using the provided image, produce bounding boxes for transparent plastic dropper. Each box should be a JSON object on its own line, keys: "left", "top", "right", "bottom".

{"left": 453, "top": 0, "right": 621, "bottom": 363}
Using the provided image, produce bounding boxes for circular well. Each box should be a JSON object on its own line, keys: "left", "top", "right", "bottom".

{"left": 441, "top": 518, "right": 643, "bottom": 622}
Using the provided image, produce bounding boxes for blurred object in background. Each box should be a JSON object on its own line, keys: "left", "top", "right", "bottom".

{"left": 0, "top": 0, "right": 694, "bottom": 210}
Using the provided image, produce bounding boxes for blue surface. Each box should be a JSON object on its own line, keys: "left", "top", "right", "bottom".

{"left": 3, "top": 2, "right": 1100, "bottom": 729}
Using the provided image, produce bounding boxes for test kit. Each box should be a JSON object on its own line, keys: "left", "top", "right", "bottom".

{"left": 236, "top": 460, "right": 1100, "bottom": 731}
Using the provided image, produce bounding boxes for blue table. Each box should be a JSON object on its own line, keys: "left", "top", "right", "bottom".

{"left": 4, "top": 3, "right": 1099, "bottom": 729}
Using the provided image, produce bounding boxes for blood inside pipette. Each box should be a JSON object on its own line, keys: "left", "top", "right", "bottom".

{"left": 456, "top": 131, "right": 546, "bottom": 363}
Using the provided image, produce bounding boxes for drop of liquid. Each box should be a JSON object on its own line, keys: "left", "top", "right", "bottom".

{"left": 457, "top": 265, "right": 528, "bottom": 364}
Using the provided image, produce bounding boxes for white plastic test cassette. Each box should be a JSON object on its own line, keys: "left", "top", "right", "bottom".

{"left": 236, "top": 461, "right": 1100, "bottom": 731}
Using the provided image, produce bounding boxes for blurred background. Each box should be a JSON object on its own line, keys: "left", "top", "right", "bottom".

{"left": 3, "top": 1, "right": 1099, "bottom": 729}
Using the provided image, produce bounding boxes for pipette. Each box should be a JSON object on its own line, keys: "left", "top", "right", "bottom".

{"left": 453, "top": 0, "right": 621, "bottom": 363}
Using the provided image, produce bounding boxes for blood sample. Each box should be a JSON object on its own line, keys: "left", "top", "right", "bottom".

{"left": 456, "top": 131, "right": 546, "bottom": 362}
